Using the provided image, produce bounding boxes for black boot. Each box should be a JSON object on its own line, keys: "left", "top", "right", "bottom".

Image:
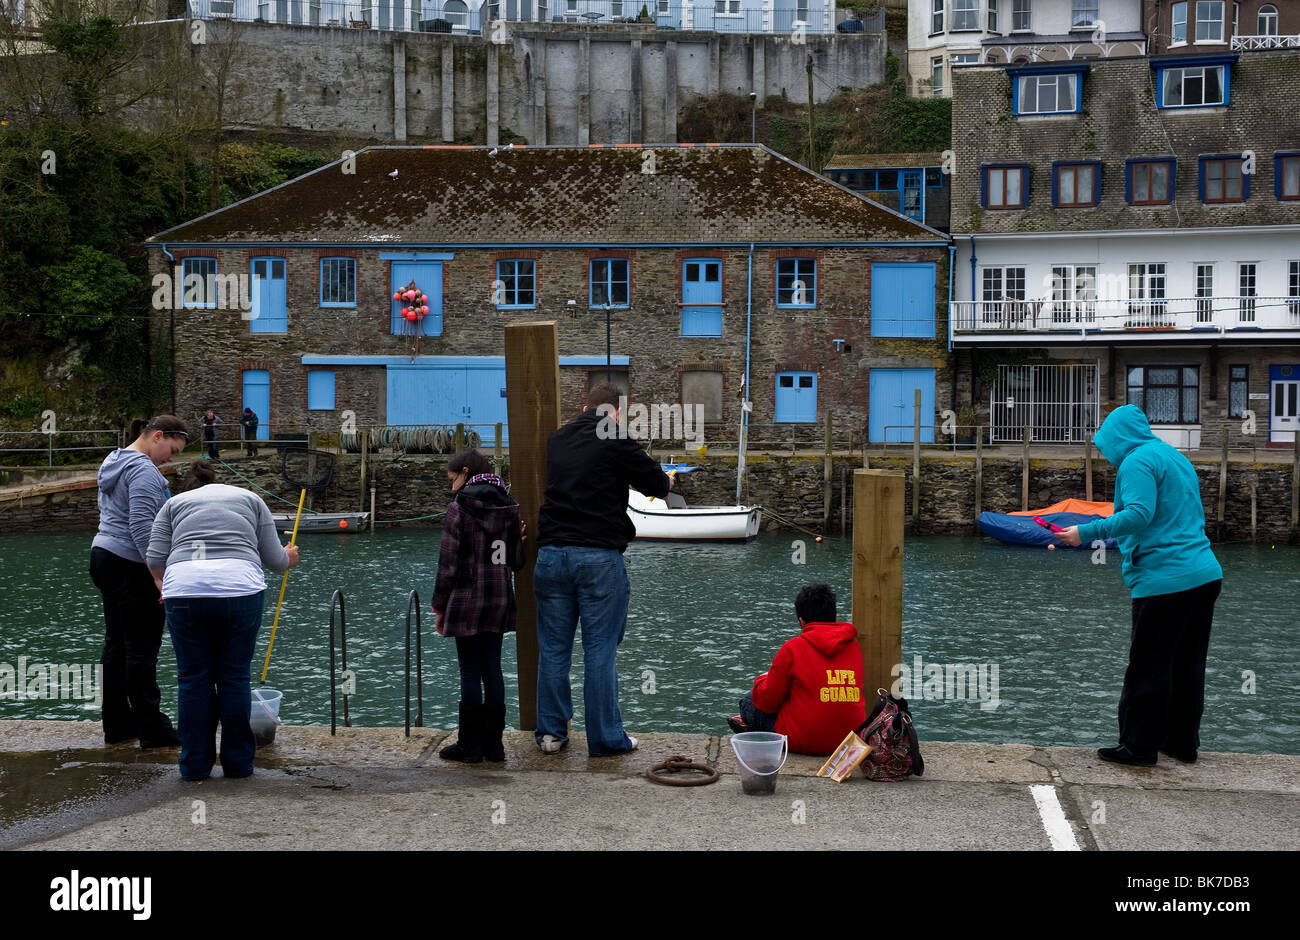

{"left": 482, "top": 704, "right": 506, "bottom": 762}
{"left": 439, "top": 702, "right": 482, "bottom": 764}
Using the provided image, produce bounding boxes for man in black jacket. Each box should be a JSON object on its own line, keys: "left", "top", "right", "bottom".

{"left": 534, "top": 383, "right": 671, "bottom": 756}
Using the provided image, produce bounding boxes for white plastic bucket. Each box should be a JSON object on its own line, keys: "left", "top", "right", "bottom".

{"left": 250, "top": 688, "right": 283, "bottom": 748}
{"left": 730, "top": 731, "right": 788, "bottom": 795}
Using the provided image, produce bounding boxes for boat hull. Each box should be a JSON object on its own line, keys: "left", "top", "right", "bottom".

{"left": 272, "top": 512, "right": 369, "bottom": 533}
{"left": 626, "top": 490, "right": 761, "bottom": 541}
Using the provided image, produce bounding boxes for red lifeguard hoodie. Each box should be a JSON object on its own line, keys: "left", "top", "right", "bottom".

{"left": 751, "top": 621, "right": 867, "bottom": 755}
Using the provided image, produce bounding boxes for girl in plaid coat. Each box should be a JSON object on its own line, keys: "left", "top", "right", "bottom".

{"left": 432, "top": 450, "right": 525, "bottom": 763}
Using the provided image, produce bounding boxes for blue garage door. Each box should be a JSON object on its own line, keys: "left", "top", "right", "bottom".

{"left": 871, "top": 262, "right": 937, "bottom": 338}
{"left": 386, "top": 363, "right": 509, "bottom": 442}
{"left": 241, "top": 370, "right": 271, "bottom": 441}
{"left": 869, "top": 368, "right": 936, "bottom": 443}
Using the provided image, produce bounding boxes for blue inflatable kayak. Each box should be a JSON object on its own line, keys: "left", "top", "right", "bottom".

{"left": 978, "top": 511, "right": 1118, "bottom": 549}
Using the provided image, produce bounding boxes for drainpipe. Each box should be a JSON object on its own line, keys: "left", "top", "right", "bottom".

{"left": 967, "top": 234, "right": 976, "bottom": 310}
{"left": 947, "top": 243, "right": 956, "bottom": 354}
{"left": 737, "top": 242, "right": 754, "bottom": 505}
{"left": 160, "top": 244, "right": 176, "bottom": 415}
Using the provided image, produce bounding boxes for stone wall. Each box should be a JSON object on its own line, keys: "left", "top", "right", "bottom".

{"left": 5, "top": 450, "right": 1296, "bottom": 543}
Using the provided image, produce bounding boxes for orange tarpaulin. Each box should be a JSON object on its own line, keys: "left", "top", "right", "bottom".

{"left": 1009, "top": 499, "right": 1114, "bottom": 518}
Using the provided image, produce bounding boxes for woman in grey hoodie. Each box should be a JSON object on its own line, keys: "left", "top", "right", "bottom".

{"left": 90, "top": 415, "right": 190, "bottom": 747}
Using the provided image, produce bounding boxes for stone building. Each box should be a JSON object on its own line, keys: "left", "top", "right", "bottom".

{"left": 1142, "top": 0, "right": 1300, "bottom": 55}
{"left": 949, "top": 49, "right": 1300, "bottom": 449}
{"left": 147, "top": 143, "right": 951, "bottom": 447}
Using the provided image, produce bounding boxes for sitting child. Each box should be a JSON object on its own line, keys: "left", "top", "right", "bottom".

{"left": 728, "top": 584, "right": 867, "bottom": 755}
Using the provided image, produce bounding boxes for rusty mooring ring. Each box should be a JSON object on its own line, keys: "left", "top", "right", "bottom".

{"left": 645, "top": 755, "right": 720, "bottom": 787}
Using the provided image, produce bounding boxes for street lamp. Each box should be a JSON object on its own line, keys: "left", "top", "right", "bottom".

{"left": 593, "top": 284, "right": 613, "bottom": 383}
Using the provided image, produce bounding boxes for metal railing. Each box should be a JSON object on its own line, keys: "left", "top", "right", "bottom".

{"left": 1231, "top": 33, "right": 1300, "bottom": 50}
{"left": 0, "top": 429, "right": 124, "bottom": 466}
{"left": 329, "top": 588, "right": 350, "bottom": 734}
{"left": 404, "top": 589, "right": 426, "bottom": 737}
{"left": 182, "top": 0, "right": 880, "bottom": 34}
{"left": 952, "top": 297, "right": 1300, "bottom": 334}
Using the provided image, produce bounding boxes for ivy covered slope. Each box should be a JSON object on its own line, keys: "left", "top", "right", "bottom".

{"left": 0, "top": 13, "right": 337, "bottom": 439}
{"left": 678, "top": 55, "right": 951, "bottom": 167}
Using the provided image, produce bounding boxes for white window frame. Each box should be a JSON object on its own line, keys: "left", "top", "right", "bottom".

{"left": 714, "top": 0, "right": 741, "bottom": 14}
{"left": 656, "top": 0, "right": 669, "bottom": 15}
{"left": 1171, "top": 1, "right": 1188, "bottom": 44}
{"left": 1017, "top": 72, "right": 1077, "bottom": 114}
{"left": 1194, "top": 263, "right": 1215, "bottom": 322}
{"left": 931, "top": 56, "right": 945, "bottom": 95}
{"left": 952, "top": 53, "right": 980, "bottom": 65}
{"left": 1051, "top": 265, "right": 1097, "bottom": 323}
{"left": 1288, "top": 260, "right": 1300, "bottom": 316}
{"left": 1238, "top": 262, "right": 1257, "bottom": 322}
{"left": 981, "top": 265, "right": 1027, "bottom": 324}
{"left": 1195, "top": 0, "right": 1225, "bottom": 42}
{"left": 1127, "top": 263, "right": 1168, "bottom": 322}
{"left": 931, "top": 0, "right": 945, "bottom": 34}
{"left": 1012, "top": 0, "right": 1030, "bottom": 31}
{"left": 952, "top": 0, "right": 978, "bottom": 30}
{"left": 987, "top": 0, "right": 999, "bottom": 33}
{"left": 1258, "top": 4, "right": 1278, "bottom": 36}
{"left": 1162, "top": 65, "right": 1226, "bottom": 107}
{"left": 1071, "top": 0, "right": 1098, "bottom": 29}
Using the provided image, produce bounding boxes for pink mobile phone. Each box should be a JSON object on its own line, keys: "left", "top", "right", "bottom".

{"left": 1033, "top": 516, "right": 1066, "bottom": 534}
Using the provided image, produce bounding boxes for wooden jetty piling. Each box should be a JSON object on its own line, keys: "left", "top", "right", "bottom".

{"left": 1021, "top": 425, "right": 1031, "bottom": 512}
{"left": 1218, "top": 436, "right": 1229, "bottom": 542}
{"left": 823, "top": 411, "right": 833, "bottom": 531}
{"left": 1085, "top": 432, "right": 1093, "bottom": 502}
{"left": 912, "top": 389, "right": 922, "bottom": 528}
{"left": 852, "top": 469, "right": 904, "bottom": 696}
{"left": 504, "top": 321, "right": 562, "bottom": 731}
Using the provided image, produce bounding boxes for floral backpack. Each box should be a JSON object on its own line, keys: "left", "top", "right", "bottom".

{"left": 855, "top": 689, "right": 924, "bottom": 782}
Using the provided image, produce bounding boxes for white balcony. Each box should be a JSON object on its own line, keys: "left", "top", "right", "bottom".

{"left": 951, "top": 296, "right": 1300, "bottom": 341}
{"left": 1231, "top": 34, "right": 1300, "bottom": 50}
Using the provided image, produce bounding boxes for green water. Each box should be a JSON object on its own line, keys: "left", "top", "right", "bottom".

{"left": 1, "top": 531, "right": 1296, "bottom": 754}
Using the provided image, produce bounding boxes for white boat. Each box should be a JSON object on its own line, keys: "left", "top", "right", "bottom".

{"left": 626, "top": 488, "right": 761, "bottom": 541}
{"left": 271, "top": 511, "right": 369, "bottom": 533}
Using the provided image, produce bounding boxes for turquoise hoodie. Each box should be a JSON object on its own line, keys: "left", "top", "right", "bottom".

{"left": 1076, "top": 405, "right": 1222, "bottom": 598}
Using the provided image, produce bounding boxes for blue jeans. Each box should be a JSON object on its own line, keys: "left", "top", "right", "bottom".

{"left": 739, "top": 690, "right": 780, "bottom": 733}
{"left": 534, "top": 545, "right": 633, "bottom": 756}
{"left": 166, "top": 592, "right": 265, "bottom": 780}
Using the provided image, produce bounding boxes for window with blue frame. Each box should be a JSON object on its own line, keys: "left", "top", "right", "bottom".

{"left": 307, "top": 371, "right": 336, "bottom": 411}
{"left": 1199, "top": 155, "right": 1249, "bottom": 203}
{"left": 1154, "top": 57, "right": 1231, "bottom": 108}
{"left": 981, "top": 165, "right": 1030, "bottom": 209}
{"left": 776, "top": 259, "right": 816, "bottom": 307}
{"left": 1126, "top": 158, "right": 1176, "bottom": 205}
{"left": 320, "top": 258, "right": 356, "bottom": 307}
{"left": 249, "top": 257, "right": 287, "bottom": 333}
{"left": 774, "top": 372, "right": 818, "bottom": 423}
{"left": 681, "top": 259, "right": 723, "bottom": 336}
{"left": 1052, "top": 161, "right": 1101, "bottom": 207}
{"left": 1276, "top": 152, "right": 1300, "bottom": 201}
{"left": 1010, "top": 66, "right": 1085, "bottom": 115}
{"left": 589, "top": 258, "right": 629, "bottom": 307}
{"left": 181, "top": 257, "right": 217, "bottom": 308}
{"left": 496, "top": 259, "right": 536, "bottom": 308}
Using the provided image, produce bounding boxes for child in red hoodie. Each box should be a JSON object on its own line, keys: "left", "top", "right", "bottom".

{"left": 728, "top": 584, "right": 867, "bottom": 755}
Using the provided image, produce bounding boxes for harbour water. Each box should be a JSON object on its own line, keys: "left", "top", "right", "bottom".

{"left": 1, "top": 530, "right": 1295, "bottom": 754}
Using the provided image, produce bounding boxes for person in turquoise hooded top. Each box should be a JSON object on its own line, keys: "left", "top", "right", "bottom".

{"left": 1054, "top": 404, "right": 1223, "bottom": 768}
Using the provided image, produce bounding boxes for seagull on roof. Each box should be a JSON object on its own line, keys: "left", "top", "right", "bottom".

{"left": 388, "top": 169, "right": 399, "bottom": 178}
{"left": 489, "top": 147, "right": 499, "bottom": 157}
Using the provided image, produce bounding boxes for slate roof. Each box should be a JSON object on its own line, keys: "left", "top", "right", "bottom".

{"left": 149, "top": 145, "right": 946, "bottom": 245}
{"left": 824, "top": 153, "right": 946, "bottom": 170}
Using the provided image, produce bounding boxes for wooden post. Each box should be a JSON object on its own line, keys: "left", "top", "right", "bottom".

{"left": 840, "top": 465, "right": 847, "bottom": 538}
{"left": 504, "top": 321, "right": 562, "bottom": 732}
{"left": 852, "top": 469, "right": 904, "bottom": 696}
{"left": 1292, "top": 432, "right": 1300, "bottom": 542}
{"left": 823, "top": 411, "right": 833, "bottom": 530}
{"left": 1085, "top": 432, "right": 1093, "bottom": 503}
{"left": 974, "top": 429, "right": 983, "bottom": 523}
{"left": 369, "top": 485, "right": 376, "bottom": 532}
{"left": 454, "top": 422, "right": 466, "bottom": 453}
{"left": 1250, "top": 478, "right": 1257, "bottom": 544}
{"left": 306, "top": 431, "right": 318, "bottom": 511}
{"left": 494, "top": 422, "right": 504, "bottom": 475}
{"left": 1021, "top": 424, "right": 1031, "bottom": 512}
{"left": 912, "top": 388, "right": 922, "bottom": 527}
{"left": 1217, "top": 435, "right": 1228, "bottom": 542}
{"left": 358, "top": 429, "right": 368, "bottom": 513}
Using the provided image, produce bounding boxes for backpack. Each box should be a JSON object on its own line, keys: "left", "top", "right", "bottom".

{"left": 855, "top": 689, "right": 924, "bottom": 782}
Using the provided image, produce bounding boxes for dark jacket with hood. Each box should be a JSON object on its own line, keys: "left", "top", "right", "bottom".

{"left": 1075, "top": 404, "right": 1222, "bottom": 598}
{"left": 752, "top": 621, "right": 867, "bottom": 755}
{"left": 432, "top": 477, "right": 526, "bottom": 637}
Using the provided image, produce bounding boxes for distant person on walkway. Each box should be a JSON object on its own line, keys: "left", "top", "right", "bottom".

{"left": 201, "top": 409, "right": 222, "bottom": 460}
{"left": 146, "top": 461, "right": 300, "bottom": 781}
{"left": 240, "top": 408, "right": 259, "bottom": 457}
{"left": 533, "top": 382, "right": 672, "bottom": 756}
{"left": 90, "top": 415, "right": 189, "bottom": 748}
{"left": 727, "top": 584, "right": 867, "bottom": 755}
{"left": 1055, "top": 404, "right": 1223, "bottom": 767}
{"left": 432, "top": 449, "right": 525, "bottom": 764}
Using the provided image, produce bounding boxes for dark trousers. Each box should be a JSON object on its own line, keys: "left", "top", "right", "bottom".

{"left": 455, "top": 632, "right": 505, "bottom": 707}
{"left": 243, "top": 431, "right": 258, "bottom": 457}
{"left": 206, "top": 439, "right": 219, "bottom": 459}
{"left": 1118, "top": 579, "right": 1221, "bottom": 757}
{"left": 166, "top": 592, "right": 264, "bottom": 780}
{"left": 89, "top": 547, "right": 174, "bottom": 744}
{"left": 739, "top": 690, "right": 779, "bottom": 733}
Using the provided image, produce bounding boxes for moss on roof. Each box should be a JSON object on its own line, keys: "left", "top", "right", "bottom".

{"left": 150, "top": 145, "right": 941, "bottom": 245}
{"left": 825, "top": 152, "right": 946, "bottom": 170}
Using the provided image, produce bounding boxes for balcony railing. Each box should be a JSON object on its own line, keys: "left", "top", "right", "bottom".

{"left": 1231, "top": 34, "right": 1300, "bottom": 50}
{"left": 952, "top": 297, "right": 1300, "bottom": 334}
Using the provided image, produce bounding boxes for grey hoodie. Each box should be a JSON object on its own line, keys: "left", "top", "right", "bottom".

{"left": 91, "top": 448, "right": 171, "bottom": 564}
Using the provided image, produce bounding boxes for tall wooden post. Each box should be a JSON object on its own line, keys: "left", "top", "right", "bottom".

{"left": 1085, "top": 432, "right": 1093, "bottom": 503}
{"left": 504, "top": 321, "right": 562, "bottom": 731}
{"left": 1217, "top": 435, "right": 1229, "bottom": 542}
{"left": 306, "top": 431, "right": 318, "bottom": 511}
{"left": 911, "top": 388, "right": 922, "bottom": 527}
{"left": 1021, "top": 425, "right": 1031, "bottom": 512}
{"left": 358, "top": 429, "right": 369, "bottom": 514}
{"left": 494, "top": 422, "right": 504, "bottom": 475}
{"left": 974, "top": 430, "right": 983, "bottom": 525}
{"left": 852, "top": 469, "right": 904, "bottom": 697}
{"left": 823, "top": 411, "right": 833, "bottom": 531}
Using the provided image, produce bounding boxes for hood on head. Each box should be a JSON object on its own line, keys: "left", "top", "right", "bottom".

{"left": 97, "top": 448, "right": 151, "bottom": 496}
{"left": 1093, "top": 404, "right": 1158, "bottom": 467}
{"left": 800, "top": 621, "right": 860, "bottom": 657}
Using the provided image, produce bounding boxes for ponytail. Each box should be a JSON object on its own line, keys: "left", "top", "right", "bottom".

{"left": 134, "top": 414, "right": 190, "bottom": 444}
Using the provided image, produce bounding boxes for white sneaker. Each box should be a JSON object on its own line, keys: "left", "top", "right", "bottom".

{"left": 539, "top": 735, "right": 565, "bottom": 754}
{"left": 626, "top": 736, "right": 638, "bottom": 752}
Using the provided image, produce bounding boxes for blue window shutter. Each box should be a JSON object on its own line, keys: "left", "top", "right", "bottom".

{"left": 1011, "top": 77, "right": 1019, "bottom": 115}
{"left": 1154, "top": 68, "right": 1164, "bottom": 108}
{"left": 1022, "top": 166, "right": 1030, "bottom": 207}
{"left": 308, "top": 371, "right": 336, "bottom": 410}
{"left": 980, "top": 166, "right": 988, "bottom": 209}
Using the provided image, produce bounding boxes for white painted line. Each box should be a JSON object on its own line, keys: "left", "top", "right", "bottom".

{"left": 1029, "top": 784, "right": 1082, "bottom": 851}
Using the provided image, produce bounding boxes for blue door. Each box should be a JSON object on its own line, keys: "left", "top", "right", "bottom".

{"left": 391, "top": 261, "right": 443, "bottom": 336}
{"left": 901, "top": 169, "right": 924, "bottom": 221}
{"left": 869, "top": 368, "right": 936, "bottom": 443}
{"left": 682, "top": 259, "right": 722, "bottom": 336}
{"left": 775, "top": 371, "right": 818, "bottom": 423}
{"left": 242, "top": 370, "right": 271, "bottom": 441}
{"left": 871, "top": 262, "right": 936, "bottom": 338}
{"left": 250, "top": 258, "right": 287, "bottom": 333}
{"left": 465, "top": 364, "right": 510, "bottom": 442}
